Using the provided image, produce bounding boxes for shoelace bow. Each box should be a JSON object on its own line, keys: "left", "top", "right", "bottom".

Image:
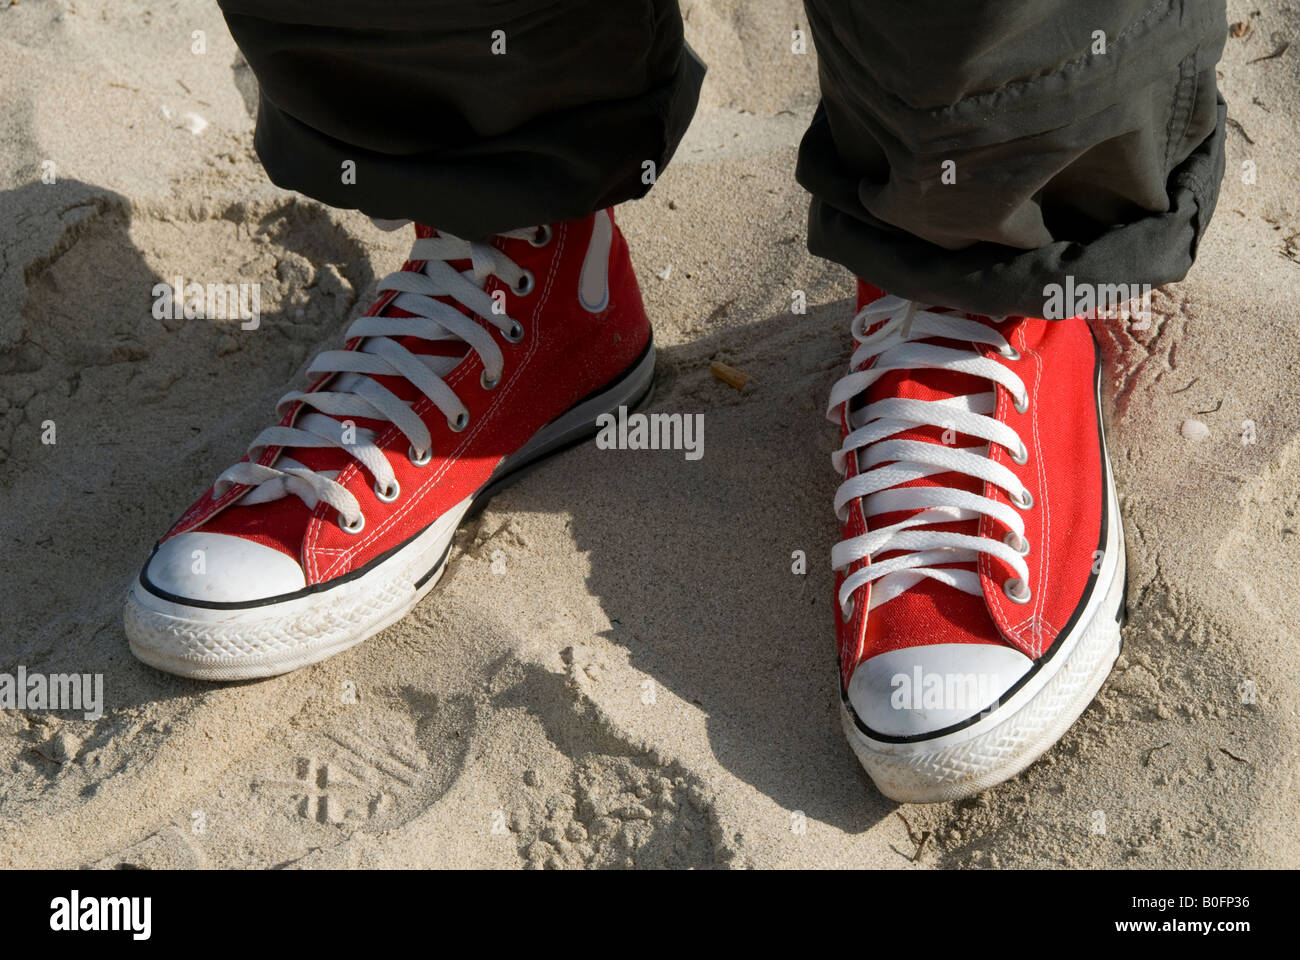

{"left": 827, "top": 296, "right": 1036, "bottom": 620}
{"left": 212, "top": 225, "right": 547, "bottom": 532}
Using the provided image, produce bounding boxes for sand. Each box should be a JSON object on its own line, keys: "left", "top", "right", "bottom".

{"left": 0, "top": 0, "right": 1296, "bottom": 869}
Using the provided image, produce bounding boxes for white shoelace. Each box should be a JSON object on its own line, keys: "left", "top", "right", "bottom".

{"left": 213, "top": 225, "right": 546, "bottom": 532}
{"left": 827, "top": 296, "right": 1036, "bottom": 620}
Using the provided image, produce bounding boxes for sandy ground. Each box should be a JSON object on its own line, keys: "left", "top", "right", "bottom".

{"left": 0, "top": 0, "right": 1297, "bottom": 869}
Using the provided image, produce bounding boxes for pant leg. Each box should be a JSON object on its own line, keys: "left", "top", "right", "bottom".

{"left": 798, "top": 0, "right": 1228, "bottom": 317}
{"left": 217, "top": 0, "right": 705, "bottom": 238}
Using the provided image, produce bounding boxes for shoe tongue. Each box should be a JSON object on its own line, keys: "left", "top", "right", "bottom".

{"left": 852, "top": 283, "right": 1005, "bottom": 650}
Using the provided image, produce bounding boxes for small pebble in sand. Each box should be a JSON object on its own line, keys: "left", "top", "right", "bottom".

{"left": 182, "top": 112, "right": 208, "bottom": 135}
{"left": 656, "top": 264, "right": 672, "bottom": 280}
{"left": 1180, "top": 418, "right": 1210, "bottom": 441}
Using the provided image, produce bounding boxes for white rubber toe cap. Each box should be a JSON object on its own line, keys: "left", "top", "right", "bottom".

{"left": 143, "top": 532, "right": 307, "bottom": 605}
{"left": 847, "top": 643, "right": 1035, "bottom": 739}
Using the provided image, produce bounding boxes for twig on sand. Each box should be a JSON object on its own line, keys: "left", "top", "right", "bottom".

{"left": 705, "top": 298, "right": 736, "bottom": 324}
{"left": 1143, "top": 741, "right": 1171, "bottom": 767}
{"left": 1247, "top": 41, "right": 1289, "bottom": 64}
{"left": 1225, "top": 117, "right": 1255, "bottom": 145}
{"left": 895, "top": 811, "right": 932, "bottom": 862}
{"left": 710, "top": 359, "right": 751, "bottom": 392}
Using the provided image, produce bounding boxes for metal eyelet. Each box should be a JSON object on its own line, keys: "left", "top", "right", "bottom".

{"left": 514, "top": 270, "right": 535, "bottom": 296}
{"left": 1013, "top": 392, "right": 1030, "bottom": 415}
{"left": 1011, "top": 488, "right": 1034, "bottom": 510}
{"left": 528, "top": 225, "right": 552, "bottom": 247}
{"left": 339, "top": 513, "right": 366, "bottom": 535}
{"left": 504, "top": 321, "right": 525, "bottom": 343}
{"left": 1003, "top": 530, "right": 1030, "bottom": 556}
{"left": 449, "top": 411, "right": 469, "bottom": 432}
{"left": 1010, "top": 440, "right": 1029, "bottom": 465}
{"left": 408, "top": 444, "right": 432, "bottom": 467}
{"left": 1000, "top": 345, "right": 1021, "bottom": 361}
{"left": 374, "top": 479, "right": 400, "bottom": 503}
{"left": 1003, "top": 578, "right": 1032, "bottom": 604}
{"left": 480, "top": 369, "right": 500, "bottom": 390}
{"left": 841, "top": 597, "right": 855, "bottom": 623}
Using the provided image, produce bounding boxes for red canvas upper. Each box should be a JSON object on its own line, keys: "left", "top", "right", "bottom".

{"left": 161, "top": 211, "right": 650, "bottom": 584}
{"left": 836, "top": 281, "right": 1103, "bottom": 685}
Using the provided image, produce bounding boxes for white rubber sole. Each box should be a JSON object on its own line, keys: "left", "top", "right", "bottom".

{"left": 126, "top": 342, "right": 656, "bottom": 681}
{"left": 842, "top": 406, "right": 1127, "bottom": 804}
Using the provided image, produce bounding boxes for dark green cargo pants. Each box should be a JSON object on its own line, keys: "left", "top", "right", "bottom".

{"left": 217, "top": 0, "right": 1228, "bottom": 317}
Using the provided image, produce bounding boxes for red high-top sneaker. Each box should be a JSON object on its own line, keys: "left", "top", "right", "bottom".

{"left": 829, "top": 282, "right": 1126, "bottom": 802}
{"left": 126, "top": 210, "right": 653, "bottom": 680}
